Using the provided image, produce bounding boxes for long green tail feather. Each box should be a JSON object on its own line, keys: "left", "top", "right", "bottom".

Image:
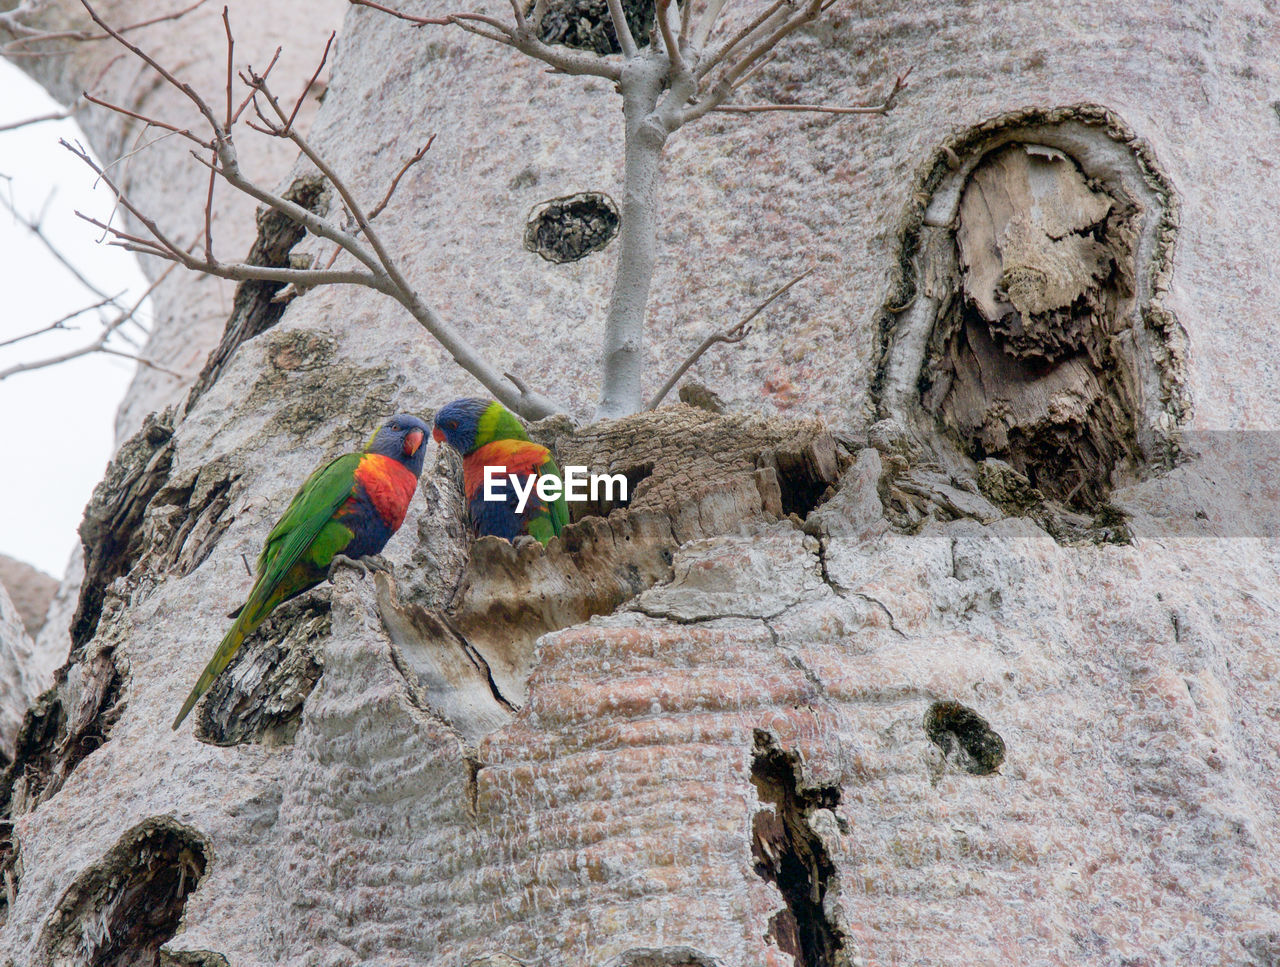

{"left": 171, "top": 609, "right": 254, "bottom": 729}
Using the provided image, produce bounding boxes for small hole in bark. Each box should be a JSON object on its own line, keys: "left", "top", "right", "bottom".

{"left": 750, "top": 731, "right": 845, "bottom": 967}
{"left": 1, "top": 650, "right": 127, "bottom": 813}
{"left": 524, "top": 191, "right": 620, "bottom": 263}
{"left": 606, "top": 947, "right": 720, "bottom": 967}
{"left": 74, "top": 411, "right": 176, "bottom": 652}
{"left": 776, "top": 466, "right": 833, "bottom": 520}
{"left": 528, "top": 0, "right": 655, "bottom": 54}
{"left": 40, "top": 820, "right": 209, "bottom": 967}
{"left": 924, "top": 700, "right": 1006, "bottom": 775}
{"left": 759, "top": 438, "right": 840, "bottom": 520}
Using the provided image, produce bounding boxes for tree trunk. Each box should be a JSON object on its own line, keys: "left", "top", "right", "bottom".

{"left": 595, "top": 52, "right": 668, "bottom": 420}
{"left": 4, "top": 2, "right": 1280, "bottom": 966}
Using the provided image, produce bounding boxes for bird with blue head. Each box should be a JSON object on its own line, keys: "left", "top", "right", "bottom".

{"left": 173, "top": 413, "right": 431, "bottom": 729}
{"left": 432, "top": 398, "right": 569, "bottom": 546}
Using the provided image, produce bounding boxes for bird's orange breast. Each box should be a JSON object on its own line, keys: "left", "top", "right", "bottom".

{"left": 355, "top": 453, "right": 419, "bottom": 530}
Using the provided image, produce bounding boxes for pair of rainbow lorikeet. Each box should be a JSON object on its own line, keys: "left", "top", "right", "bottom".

{"left": 171, "top": 399, "right": 568, "bottom": 729}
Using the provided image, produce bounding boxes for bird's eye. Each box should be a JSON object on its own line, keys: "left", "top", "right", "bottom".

{"left": 447, "top": 420, "right": 458, "bottom": 430}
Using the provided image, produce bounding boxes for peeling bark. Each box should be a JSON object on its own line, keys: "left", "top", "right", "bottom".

{"left": 875, "top": 106, "right": 1187, "bottom": 511}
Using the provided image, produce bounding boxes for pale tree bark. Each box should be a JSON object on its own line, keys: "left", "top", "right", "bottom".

{"left": 3, "top": 2, "right": 1280, "bottom": 967}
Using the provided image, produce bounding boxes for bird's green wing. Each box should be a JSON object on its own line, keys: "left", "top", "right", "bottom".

{"left": 248, "top": 452, "right": 362, "bottom": 611}
{"left": 541, "top": 451, "right": 570, "bottom": 536}
{"left": 522, "top": 450, "right": 568, "bottom": 546}
{"left": 172, "top": 453, "right": 361, "bottom": 730}
{"left": 256, "top": 454, "right": 357, "bottom": 572}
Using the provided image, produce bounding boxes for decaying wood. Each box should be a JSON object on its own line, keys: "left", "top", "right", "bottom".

{"left": 36, "top": 818, "right": 208, "bottom": 966}
{"left": 920, "top": 142, "right": 1145, "bottom": 507}
{"left": 194, "top": 594, "right": 329, "bottom": 746}
{"left": 72, "top": 411, "right": 177, "bottom": 654}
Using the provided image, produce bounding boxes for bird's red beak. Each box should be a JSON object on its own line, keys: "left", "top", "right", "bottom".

{"left": 432, "top": 426, "right": 445, "bottom": 444}
{"left": 403, "top": 428, "right": 425, "bottom": 457}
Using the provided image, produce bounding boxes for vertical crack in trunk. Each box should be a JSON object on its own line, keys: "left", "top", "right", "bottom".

{"left": 750, "top": 731, "right": 845, "bottom": 967}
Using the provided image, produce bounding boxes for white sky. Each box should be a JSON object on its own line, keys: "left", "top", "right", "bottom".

{"left": 1, "top": 60, "right": 151, "bottom": 578}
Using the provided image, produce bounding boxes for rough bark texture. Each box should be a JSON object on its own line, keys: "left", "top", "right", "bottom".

{"left": 4, "top": 1, "right": 1280, "bottom": 966}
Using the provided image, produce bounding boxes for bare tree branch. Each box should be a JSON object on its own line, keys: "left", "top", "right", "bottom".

{"left": 353, "top": 0, "right": 902, "bottom": 418}
{"left": 77, "top": 0, "right": 224, "bottom": 135}
{"left": 347, "top": 0, "right": 622, "bottom": 79}
{"left": 368, "top": 135, "right": 436, "bottom": 220}
{"left": 655, "top": 0, "right": 685, "bottom": 77}
{"left": 0, "top": 265, "right": 174, "bottom": 382}
{"left": 283, "top": 31, "right": 334, "bottom": 134}
{"left": 3, "top": 0, "right": 210, "bottom": 48}
{"left": 605, "top": 0, "right": 638, "bottom": 58}
{"left": 0, "top": 191, "right": 123, "bottom": 308}
{"left": 0, "top": 293, "right": 122, "bottom": 350}
{"left": 694, "top": 0, "right": 787, "bottom": 80}
{"left": 682, "top": 0, "right": 824, "bottom": 122}
{"left": 0, "top": 107, "right": 75, "bottom": 133}
{"left": 646, "top": 267, "right": 813, "bottom": 410}
{"left": 63, "top": 2, "right": 563, "bottom": 418}
{"left": 80, "top": 92, "right": 211, "bottom": 147}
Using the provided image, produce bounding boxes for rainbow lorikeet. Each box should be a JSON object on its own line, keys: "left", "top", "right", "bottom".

{"left": 172, "top": 414, "right": 431, "bottom": 730}
{"left": 431, "top": 398, "right": 569, "bottom": 545}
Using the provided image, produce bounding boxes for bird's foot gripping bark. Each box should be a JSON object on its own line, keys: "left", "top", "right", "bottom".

{"left": 329, "top": 554, "right": 393, "bottom": 580}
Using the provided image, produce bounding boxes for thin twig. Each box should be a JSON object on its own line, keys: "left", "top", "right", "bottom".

{"left": 283, "top": 31, "right": 334, "bottom": 133}
{"left": 0, "top": 108, "right": 74, "bottom": 133}
{"left": 695, "top": 0, "right": 786, "bottom": 79}
{"left": 715, "top": 100, "right": 895, "bottom": 115}
{"left": 368, "top": 135, "right": 436, "bottom": 220}
{"left": 646, "top": 267, "right": 813, "bottom": 409}
{"left": 0, "top": 265, "right": 174, "bottom": 381}
{"left": 349, "top": 0, "right": 441, "bottom": 25}
{"left": 64, "top": 0, "right": 565, "bottom": 417}
{"left": 221, "top": 8, "right": 234, "bottom": 131}
{"left": 99, "top": 346, "right": 186, "bottom": 377}
{"left": 684, "top": 0, "right": 823, "bottom": 121}
{"left": 714, "top": 67, "right": 910, "bottom": 117}
{"left": 0, "top": 293, "right": 122, "bottom": 349}
{"left": 231, "top": 47, "right": 279, "bottom": 122}
{"left": 81, "top": 92, "right": 210, "bottom": 147}
{"left": 729, "top": 48, "right": 777, "bottom": 90}
{"left": 78, "top": 0, "right": 224, "bottom": 135}
{"left": 348, "top": 0, "right": 621, "bottom": 79}
{"left": 3, "top": 0, "right": 210, "bottom": 48}
{"left": 0, "top": 192, "right": 121, "bottom": 306}
{"left": 678, "top": 0, "right": 693, "bottom": 49}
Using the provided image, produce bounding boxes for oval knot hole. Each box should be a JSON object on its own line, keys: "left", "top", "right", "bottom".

{"left": 924, "top": 700, "right": 1006, "bottom": 775}
{"left": 525, "top": 192, "right": 620, "bottom": 263}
